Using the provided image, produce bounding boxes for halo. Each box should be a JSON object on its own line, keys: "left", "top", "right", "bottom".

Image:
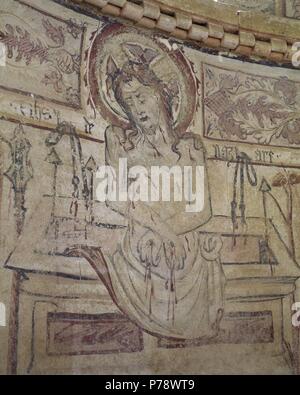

{"left": 88, "top": 23, "right": 198, "bottom": 135}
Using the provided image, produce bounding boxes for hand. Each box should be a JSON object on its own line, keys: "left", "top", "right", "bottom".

{"left": 200, "top": 234, "right": 223, "bottom": 261}
{"left": 137, "top": 230, "right": 187, "bottom": 271}
{"left": 137, "top": 231, "right": 162, "bottom": 267}
{"left": 163, "top": 235, "right": 187, "bottom": 271}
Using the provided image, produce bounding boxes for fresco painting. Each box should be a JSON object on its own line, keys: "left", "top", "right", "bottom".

{"left": 0, "top": 0, "right": 300, "bottom": 375}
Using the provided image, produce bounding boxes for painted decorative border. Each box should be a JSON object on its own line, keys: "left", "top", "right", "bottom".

{"left": 70, "top": 0, "right": 300, "bottom": 66}
{"left": 202, "top": 62, "right": 300, "bottom": 148}
{"left": 0, "top": 0, "right": 86, "bottom": 109}
{"left": 47, "top": 312, "right": 144, "bottom": 355}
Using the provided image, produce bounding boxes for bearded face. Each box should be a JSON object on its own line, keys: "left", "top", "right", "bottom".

{"left": 118, "top": 77, "right": 161, "bottom": 135}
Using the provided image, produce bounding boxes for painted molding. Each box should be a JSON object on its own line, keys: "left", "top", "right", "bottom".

{"left": 71, "top": 0, "right": 300, "bottom": 65}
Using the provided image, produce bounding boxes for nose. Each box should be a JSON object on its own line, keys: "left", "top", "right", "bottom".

{"left": 130, "top": 96, "right": 140, "bottom": 114}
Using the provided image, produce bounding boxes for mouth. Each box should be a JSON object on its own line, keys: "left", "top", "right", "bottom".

{"left": 139, "top": 115, "right": 149, "bottom": 123}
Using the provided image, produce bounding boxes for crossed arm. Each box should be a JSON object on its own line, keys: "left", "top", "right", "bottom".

{"left": 104, "top": 126, "right": 212, "bottom": 238}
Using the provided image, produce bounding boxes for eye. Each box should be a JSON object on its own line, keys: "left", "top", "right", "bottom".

{"left": 126, "top": 97, "right": 134, "bottom": 105}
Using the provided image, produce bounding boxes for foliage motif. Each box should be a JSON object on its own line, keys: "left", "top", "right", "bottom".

{"left": 0, "top": 17, "right": 82, "bottom": 105}
{"left": 204, "top": 67, "right": 300, "bottom": 146}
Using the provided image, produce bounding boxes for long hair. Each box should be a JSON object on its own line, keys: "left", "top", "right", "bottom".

{"left": 108, "top": 58, "right": 203, "bottom": 160}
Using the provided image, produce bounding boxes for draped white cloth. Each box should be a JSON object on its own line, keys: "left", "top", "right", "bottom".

{"left": 104, "top": 228, "right": 225, "bottom": 339}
